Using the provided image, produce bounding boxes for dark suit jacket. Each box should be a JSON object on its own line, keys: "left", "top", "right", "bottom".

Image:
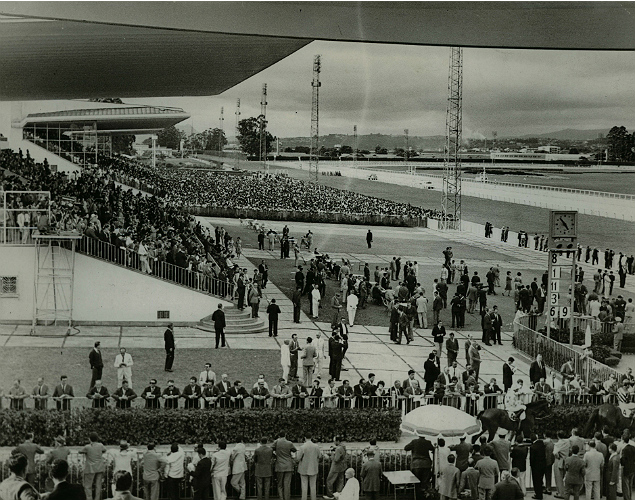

{"left": 47, "top": 481, "right": 87, "bottom": 500}
{"left": 53, "top": 384, "right": 74, "bottom": 410}
{"left": 89, "top": 349, "right": 103, "bottom": 369}
{"left": 190, "top": 456, "right": 212, "bottom": 490}
{"left": 503, "top": 363, "right": 514, "bottom": 388}
{"left": 164, "top": 328, "right": 175, "bottom": 350}
{"left": 529, "top": 361, "right": 547, "bottom": 385}
{"left": 529, "top": 440, "right": 546, "bottom": 471}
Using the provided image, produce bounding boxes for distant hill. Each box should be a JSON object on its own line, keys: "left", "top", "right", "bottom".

{"left": 513, "top": 128, "right": 610, "bottom": 141}
{"left": 279, "top": 133, "right": 446, "bottom": 151}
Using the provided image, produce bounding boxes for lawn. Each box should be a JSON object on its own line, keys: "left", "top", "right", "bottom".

{"left": 0, "top": 347, "right": 280, "bottom": 407}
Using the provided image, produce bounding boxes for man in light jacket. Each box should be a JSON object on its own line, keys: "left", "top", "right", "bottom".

{"left": 297, "top": 433, "right": 321, "bottom": 500}
{"left": 211, "top": 442, "right": 231, "bottom": 500}
{"left": 230, "top": 437, "right": 247, "bottom": 500}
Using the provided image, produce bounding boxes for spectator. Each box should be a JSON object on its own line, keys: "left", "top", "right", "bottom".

{"left": 79, "top": 432, "right": 107, "bottom": 500}
{"left": 0, "top": 453, "right": 39, "bottom": 500}
{"left": 142, "top": 442, "right": 166, "bottom": 500}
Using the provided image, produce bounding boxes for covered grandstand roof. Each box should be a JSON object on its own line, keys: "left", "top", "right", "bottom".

{"left": 21, "top": 106, "right": 191, "bottom": 134}
{"left": 0, "top": 2, "right": 632, "bottom": 100}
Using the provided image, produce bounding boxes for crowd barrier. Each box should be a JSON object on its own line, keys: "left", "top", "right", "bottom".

{"left": 77, "top": 236, "right": 233, "bottom": 299}
{"left": 0, "top": 446, "right": 415, "bottom": 499}
{"left": 514, "top": 315, "right": 623, "bottom": 386}
{"left": 185, "top": 207, "right": 427, "bottom": 228}
{"left": 1, "top": 390, "right": 612, "bottom": 416}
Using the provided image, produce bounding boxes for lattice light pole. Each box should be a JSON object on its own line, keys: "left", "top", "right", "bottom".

{"left": 441, "top": 47, "right": 463, "bottom": 230}
{"left": 235, "top": 99, "right": 241, "bottom": 138}
{"left": 353, "top": 124, "right": 358, "bottom": 169}
{"left": 404, "top": 128, "right": 409, "bottom": 172}
{"left": 218, "top": 106, "right": 224, "bottom": 153}
{"left": 309, "top": 55, "right": 321, "bottom": 181}
{"left": 259, "top": 84, "right": 268, "bottom": 172}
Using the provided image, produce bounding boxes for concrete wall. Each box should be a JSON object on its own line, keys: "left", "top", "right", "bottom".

{"left": 0, "top": 245, "right": 231, "bottom": 324}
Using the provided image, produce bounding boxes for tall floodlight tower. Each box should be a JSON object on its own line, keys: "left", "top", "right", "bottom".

{"left": 235, "top": 98, "right": 241, "bottom": 136}
{"left": 353, "top": 124, "right": 358, "bottom": 169}
{"left": 309, "top": 55, "right": 322, "bottom": 181}
{"left": 404, "top": 128, "right": 410, "bottom": 172}
{"left": 259, "top": 84, "right": 268, "bottom": 172}
{"left": 219, "top": 106, "right": 224, "bottom": 153}
{"left": 441, "top": 47, "right": 463, "bottom": 230}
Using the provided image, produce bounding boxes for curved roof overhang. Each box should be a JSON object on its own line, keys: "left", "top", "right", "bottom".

{"left": 21, "top": 106, "right": 191, "bottom": 134}
{"left": 0, "top": 2, "right": 633, "bottom": 101}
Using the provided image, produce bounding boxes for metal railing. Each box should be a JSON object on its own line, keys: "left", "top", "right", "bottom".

{"left": 0, "top": 446, "right": 416, "bottom": 499}
{"left": 514, "top": 315, "right": 623, "bottom": 386}
{"left": 77, "top": 236, "right": 233, "bottom": 299}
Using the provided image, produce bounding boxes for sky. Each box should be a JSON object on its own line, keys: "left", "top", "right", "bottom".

{"left": 2, "top": 40, "right": 634, "bottom": 141}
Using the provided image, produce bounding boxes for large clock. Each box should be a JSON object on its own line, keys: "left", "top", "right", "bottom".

{"left": 550, "top": 211, "right": 578, "bottom": 238}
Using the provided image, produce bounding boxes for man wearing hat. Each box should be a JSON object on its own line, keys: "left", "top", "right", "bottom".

{"left": 613, "top": 317, "right": 624, "bottom": 351}
{"left": 618, "top": 379, "right": 635, "bottom": 418}
{"left": 108, "top": 441, "right": 136, "bottom": 475}
{"left": 89, "top": 341, "right": 104, "bottom": 390}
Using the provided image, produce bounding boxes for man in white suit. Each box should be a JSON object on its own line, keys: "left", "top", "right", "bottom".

{"left": 114, "top": 348, "right": 134, "bottom": 388}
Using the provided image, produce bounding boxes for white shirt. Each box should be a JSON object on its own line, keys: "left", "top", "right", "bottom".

{"left": 315, "top": 337, "right": 326, "bottom": 358}
{"left": 312, "top": 289, "right": 321, "bottom": 302}
{"left": 114, "top": 353, "right": 134, "bottom": 368}
{"left": 347, "top": 294, "right": 358, "bottom": 310}
{"left": 165, "top": 449, "right": 185, "bottom": 478}
{"left": 281, "top": 344, "right": 291, "bottom": 366}
{"left": 109, "top": 449, "right": 137, "bottom": 474}
{"left": 199, "top": 369, "right": 217, "bottom": 386}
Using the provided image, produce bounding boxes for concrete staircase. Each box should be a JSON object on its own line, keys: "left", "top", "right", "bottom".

{"left": 197, "top": 307, "right": 267, "bottom": 334}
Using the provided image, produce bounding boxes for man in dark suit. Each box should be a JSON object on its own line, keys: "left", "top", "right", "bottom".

{"left": 309, "top": 379, "right": 323, "bottom": 409}
{"left": 529, "top": 354, "right": 547, "bottom": 388}
{"left": 86, "top": 380, "right": 110, "bottom": 408}
{"left": 404, "top": 435, "right": 435, "bottom": 491}
{"left": 250, "top": 380, "right": 270, "bottom": 408}
{"left": 189, "top": 446, "right": 212, "bottom": 500}
{"left": 292, "top": 287, "right": 302, "bottom": 323}
{"left": 491, "top": 306, "right": 503, "bottom": 345}
{"left": 162, "top": 380, "right": 181, "bottom": 409}
{"left": 88, "top": 341, "right": 103, "bottom": 390}
{"left": 291, "top": 380, "right": 308, "bottom": 409}
{"left": 254, "top": 437, "right": 274, "bottom": 500}
{"left": 530, "top": 434, "right": 547, "bottom": 500}
{"left": 227, "top": 380, "right": 249, "bottom": 408}
{"left": 211, "top": 304, "right": 226, "bottom": 349}
{"left": 47, "top": 459, "right": 86, "bottom": 500}
{"left": 354, "top": 378, "right": 369, "bottom": 408}
{"left": 216, "top": 374, "right": 232, "bottom": 408}
{"left": 266, "top": 299, "right": 281, "bottom": 337}
{"left": 141, "top": 379, "right": 161, "bottom": 409}
{"left": 164, "top": 323, "right": 175, "bottom": 372}
{"left": 53, "top": 375, "right": 74, "bottom": 411}
{"left": 202, "top": 381, "right": 221, "bottom": 408}
{"left": 503, "top": 357, "right": 516, "bottom": 393}
{"left": 336, "top": 380, "right": 354, "bottom": 408}
{"left": 182, "top": 377, "right": 202, "bottom": 409}
{"left": 289, "top": 334, "right": 300, "bottom": 381}
{"left": 112, "top": 380, "right": 137, "bottom": 409}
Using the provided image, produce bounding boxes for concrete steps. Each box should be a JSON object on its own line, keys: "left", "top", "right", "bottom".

{"left": 198, "top": 307, "right": 267, "bottom": 334}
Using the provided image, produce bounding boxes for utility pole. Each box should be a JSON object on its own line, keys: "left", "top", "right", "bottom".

{"left": 309, "top": 54, "right": 321, "bottom": 181}
{"left": 441, "top": 47, "right": 463, "bottom": 230}
{"left": 259, "top": 84, "right": 268, "bottom": 172}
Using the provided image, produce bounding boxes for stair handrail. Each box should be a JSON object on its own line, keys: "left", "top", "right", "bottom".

{"left": 77, "top": 235, "right": 234, "bottom": 300}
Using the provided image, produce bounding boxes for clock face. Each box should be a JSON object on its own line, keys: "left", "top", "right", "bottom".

{"left": 552, "top": 212, "right": 577, "bottom": 236}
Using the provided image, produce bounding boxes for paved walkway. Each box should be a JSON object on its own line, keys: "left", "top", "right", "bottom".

{"left": 5, "top": 217, "right": 632, "bottom": 392}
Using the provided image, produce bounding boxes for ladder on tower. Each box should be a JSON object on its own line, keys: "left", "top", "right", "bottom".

{"left": 31, "top": 234, "right": 81, "bottom": 335}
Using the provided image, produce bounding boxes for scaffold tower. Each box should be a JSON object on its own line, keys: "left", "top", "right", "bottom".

{"left": 441, "top": 47, "right": 463, "bottom": 230}
{"left": 259, "top": 84, "right": 268, "bottom": 172}
{"left": 32, "top": 234, "right": 81, "bottom": 335}
{"left": 309, "top": 55, "right": 321, "bottom": 181}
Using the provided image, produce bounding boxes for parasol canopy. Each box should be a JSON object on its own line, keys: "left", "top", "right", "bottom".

{"left": 401, "top": 405, "right": 481, "bottom": 438}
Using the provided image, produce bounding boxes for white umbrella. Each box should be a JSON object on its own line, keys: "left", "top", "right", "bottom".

{"left": 400, "top": 405, "right": 481, "bottom": 438}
